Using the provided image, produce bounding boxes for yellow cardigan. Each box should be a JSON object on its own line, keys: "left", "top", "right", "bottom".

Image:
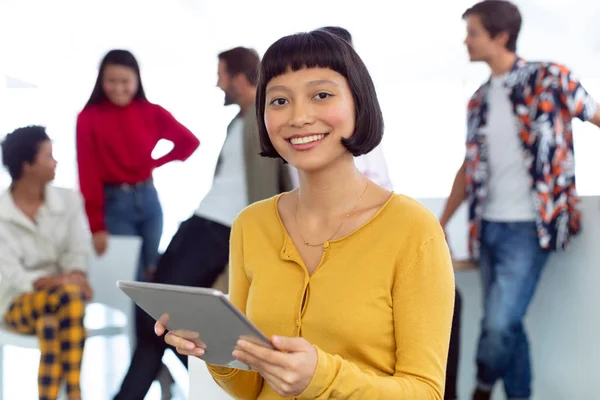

{"left": 208, "top": 193, "right": 455, "bottom": 399}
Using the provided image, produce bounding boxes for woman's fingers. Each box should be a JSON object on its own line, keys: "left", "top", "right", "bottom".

{"left": 154, "top": 321, "right": 166, "bottom": 336}
{"left": 164, "top": 332, "right": 196, "bottom": 351}
{"left": 165, "top": 332, "right": 206, "bottom": 357}
{"left": 155, "top": 315, "right": 206, "bottom": 357}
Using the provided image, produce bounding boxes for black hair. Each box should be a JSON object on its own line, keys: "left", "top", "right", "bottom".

{"left": 218, "top": 47, "right": 261, "bottom": 86}
{"left": 1, "top": 125, "right": 50, "bottom": 180}
{"left": 256, "top": 30, "right": 384, "bottom": 159}
{"left": 463, "top": 0, "right": 522, "bottom": 52}
{"left": 84, "top": 49, "right": 148, "bottom": 107}
{"left": 319, "top": 26, "right": 353, "bottom": 45}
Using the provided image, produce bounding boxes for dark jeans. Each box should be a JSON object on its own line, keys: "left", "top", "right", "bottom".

{"left": 113, "top": 215, "right": 231, "bottom": 400}
{"left": 476, "top": 220, "right": 549, "bottom": 399}
{"left": 445, "top": 288, "right": 462, "bottom": 400}
{"left": 104, "top": 180, "right": 163, "bottom": 281}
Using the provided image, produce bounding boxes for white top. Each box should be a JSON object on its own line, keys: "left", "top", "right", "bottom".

{"left": 354, "top": 144, "right": 393, "bottom": 190}
{"left": 0, "top": 186, "right": 91, "bottom": 316}
{"left": 287, "top": 144, "right": 393, "bottom": 190}
{"left": 195, "top": 117, "right": 247, "bottom": 227}
{"left": 481, "top": 74, "right": 537, "bottom": 221}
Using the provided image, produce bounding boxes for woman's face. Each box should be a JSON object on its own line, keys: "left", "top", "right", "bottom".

{"left": 264, "top": 67, "right": 356, "bottom": 173}
{"left": 102, "top": 64, "right": 138, "bottom": 106}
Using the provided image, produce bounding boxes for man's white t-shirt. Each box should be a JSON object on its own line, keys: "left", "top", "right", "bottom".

{"left": 195, "top": 117, "right": 247, "bottom": 227}
{"left": 481, "top": 74, "right": 536, "bottom": 221}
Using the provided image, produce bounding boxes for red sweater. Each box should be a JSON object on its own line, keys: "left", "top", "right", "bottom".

{"left": 76, "top": 99, "right": 200, "bottom": 233}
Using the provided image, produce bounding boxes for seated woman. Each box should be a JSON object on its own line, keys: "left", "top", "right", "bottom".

{"left": 157, "top": 30, "right": 455, "bottom": 399}
{"left": 0, "top": 126, "right": 92, "bottom": 400}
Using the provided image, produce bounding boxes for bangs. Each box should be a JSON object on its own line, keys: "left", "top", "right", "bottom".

{"left": 260, "top": 30, "right": 351, "bottom": 85}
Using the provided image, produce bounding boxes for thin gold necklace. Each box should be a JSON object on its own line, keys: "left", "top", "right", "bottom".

{"left": 295, "top": 180, "right": 369, "bottom": 247}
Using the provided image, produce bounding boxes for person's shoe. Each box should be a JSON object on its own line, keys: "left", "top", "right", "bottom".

{"left": 472, "top": 388, "right": 492, "bottom": 400}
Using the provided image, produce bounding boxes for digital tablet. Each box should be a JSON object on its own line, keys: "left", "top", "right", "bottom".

{"left": 117, "top": 280, "right": 274, "bottom": 370}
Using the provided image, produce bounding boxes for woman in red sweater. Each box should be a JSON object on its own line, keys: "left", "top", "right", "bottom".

{"left": 76, "top": 49, "right": 199, "bottom": 282}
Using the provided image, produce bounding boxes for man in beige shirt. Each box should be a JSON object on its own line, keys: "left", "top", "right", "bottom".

{"left": 0, "top": 125, "right": 92, "bottom": 400}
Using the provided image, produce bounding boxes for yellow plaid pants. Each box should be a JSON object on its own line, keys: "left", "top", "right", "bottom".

{"left": 4, "top": 284, "right": 86, "bottom": 400}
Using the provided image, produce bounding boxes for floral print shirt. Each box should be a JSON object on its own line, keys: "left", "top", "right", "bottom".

{"left": 465, "top": 57, "right": 598, "bottom": 259}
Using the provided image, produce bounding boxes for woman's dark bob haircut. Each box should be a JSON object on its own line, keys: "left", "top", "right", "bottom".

{"left": 256, "top": 29, "right": 384, "bottom": 159}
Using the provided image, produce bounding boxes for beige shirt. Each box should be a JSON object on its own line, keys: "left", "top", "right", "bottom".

{"left": 0, "top": 186, "right": 91, "bottom": 316}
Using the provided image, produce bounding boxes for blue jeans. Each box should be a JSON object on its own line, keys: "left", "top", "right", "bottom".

{"left": 104, "top": 180, "right": 163, "bottom": 282}
{"left": 476, "top": 220, "right": 550, "bottom": 399}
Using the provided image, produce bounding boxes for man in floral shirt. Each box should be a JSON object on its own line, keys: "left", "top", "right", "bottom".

{"left": 439, "top": 1, "right": 600, "bottom": 399}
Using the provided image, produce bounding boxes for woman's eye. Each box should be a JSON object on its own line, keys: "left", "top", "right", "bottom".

{"left": 270, "top": 98, "right": 288, "bottom": 106}
{"left": 314, "top": 92, "right": 331, "bottom": 100}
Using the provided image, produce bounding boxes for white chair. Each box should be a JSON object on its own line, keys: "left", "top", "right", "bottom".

{"left": 85, "top": 235, "right": 142, "bottom": 349}
{"left": 0, "top": 235, "right": 142, "bottom": 400}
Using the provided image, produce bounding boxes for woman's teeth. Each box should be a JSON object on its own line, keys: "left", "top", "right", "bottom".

{"left": 290, "top": 134, "right": 325, "bottom": 145}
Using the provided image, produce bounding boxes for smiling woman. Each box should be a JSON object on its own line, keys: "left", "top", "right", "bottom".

{"left": 76, "top": 49, "right": 200, "bottom": 399}
{"left": 157, "top": 29, "right": 455, "bottom": 400}
{"left": 76, "top": 49, "right": 200, "bottom": 281}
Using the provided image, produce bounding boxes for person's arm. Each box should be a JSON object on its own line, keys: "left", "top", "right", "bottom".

{"left": 439, "top": 160, "right": 467, "bottom": 229}
{"left": 76, "top": 111, "right": 106, "bottom": 234}
{"left": 0, "top": 232, "right": 47, "bottom": 293}
{"left": 299, "top": 233, "right": 455, "bottom": 399}
{"left": 554, "top": 65, "right": 600, "bottom": 127}
{"left": 206, "top": 218, "right": 265, "bottom": 399}
{"left": 152, "top": 105, "right": 200, "bottom": 169}
{"left": 57, "top": 190, "right": 92, "bottom": 275}
{"left": 589, "top": 108, "right": 600, "bottom": 127}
